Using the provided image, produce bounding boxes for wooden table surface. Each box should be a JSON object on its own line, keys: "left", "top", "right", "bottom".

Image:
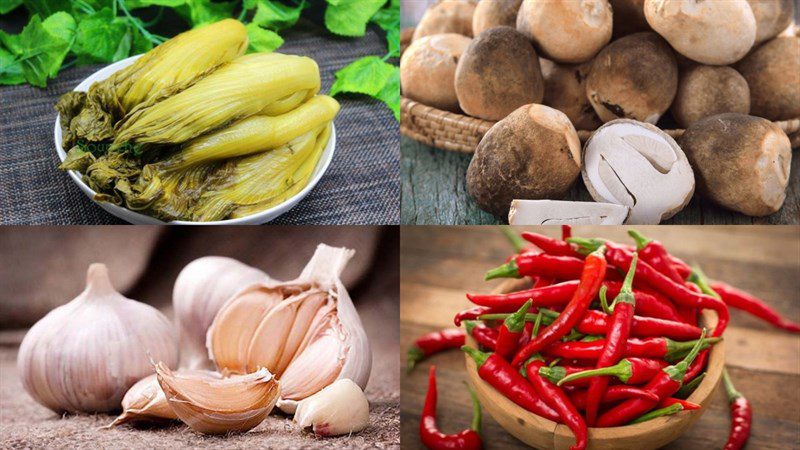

{"left": 400, "top": 137, "right": 800, "bottom": 225}
{"left": 400, "top": 226, "right": 800, "bottom": 449}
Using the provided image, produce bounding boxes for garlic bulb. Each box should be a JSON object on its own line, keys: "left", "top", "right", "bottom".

{"left": 294, "top": 379, "right": 370, "bottom": 436}
{"left": 173, "top": 256, "right": 271, "bottom": 369}
{"left": 207, "top": 244, "right": 371, "bottom": 414}
{"left": 17, "top": 264, "right": 178, "bottom": 413}
{"left": 155, "top": 362, "right": 279, "bottom": 435}
{"left": 107, "top": 370, "right": 221, "bottom": 427}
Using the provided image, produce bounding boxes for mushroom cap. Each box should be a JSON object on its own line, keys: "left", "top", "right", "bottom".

{"left": 671, "top": 65, "right": 751, "bottom": 128}
{"left": 746, "top": 0, "right": 795, "bottom": 44}
{"left": 643, "top": 0, "right": 756, "bottom": 65}
{"left": 413, "top": 0, "right": 477, "bottom": 41}
{"left": 472, "top": 0, "right": 522, "bottom": 35}
{"left": 585, "top": 32, "right": 678, "bottom": 124}
{"left": 582, "top": 119, "right": 695, "bottom": 224}
{"left": 609, "top": 0, "right": 650, "bottom": 36}
{"left": 736, "top": 36, "right": 800, "bottom": 121}
{"left": 508, "top": 200, "right": 629, "bottom": 225}
{"left": 680, "top": 113, "right": 791, "bottom": 216}
{"left": 400, "top": 34, "right": 472, "bottom": 112}
{"left": 516, "top": 0, "right": 613, "bottom": 63}
{"left": 455, "top": 26, "right": 544, "bottom": 120}
{"left": 467, "top": 104, "right": 582, "bottom": 217}
{"left": 541, "top": 59, "right": 603, "bottom": 131}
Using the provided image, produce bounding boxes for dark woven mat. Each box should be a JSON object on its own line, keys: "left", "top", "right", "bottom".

{"left": 0, "top": 22, "right": 399, "bottom": 225}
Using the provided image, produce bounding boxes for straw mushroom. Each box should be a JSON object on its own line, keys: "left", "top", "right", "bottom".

{"left": 466, "top": 104, "right": 581, "bottom": 217}
{"left": 746, "top": 0, "right": 795, "bottom": 44}
{"left": 609, "top": 0, "right": 650, "bottom": 36}
{"left": 454, "top": 27, "right": 544, "bottom": 120}
{"left": 413, "top": 0, "right": 477, "bottom": 40}
{"left": 671, "top": 65, "right": 751, "bottom": 128}
{"left": 643, "top": 0, "right": 756, "bottom": 65}
{"left": 736, "top": 36, "right": 800, "bottom": 121}
{"left": 472, "top": 0, "right": 522, "bottom": 35}
{"left": 540, "top": 59, "right": 603, "bottom": 131}
{"left": 508, "top": 200, "right": 629, "bottom": 225}
{"left": 680, "top": 113, "right": 791, "bottom": 216}
{"left": 516, "top": 0, "right": 612, "bottom": 63}
{"left": 400, "top": 34, "right": 472, "bottom": 112}
{"left": 585, "top": 32, "right": 678, "bottom": 124}
{"left": 582, "top": 119, "right": 695, "bottom": 224}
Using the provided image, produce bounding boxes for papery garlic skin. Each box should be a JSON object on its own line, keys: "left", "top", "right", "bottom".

{"left": 17, "top": 264, "right": 178, "bottom": 413}
{"left": 155, "top": 362, "right": 279, "bottom": 435}
{"left": 173, "top": 256, "right": 271, "bottom": 369}
{"left": 206, "top": 244, "right": 371, "bottom": 414}
{"left": 294, "top": 379, "right": 370, "bottom": 436}
{"left": 107, "top": 370, "right": 221, "bottom": 427}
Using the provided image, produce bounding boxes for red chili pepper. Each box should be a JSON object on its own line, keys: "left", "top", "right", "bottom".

{"left": 628, "top": 230, "right": 684, "bottom": 283}
{"left": 454, "top": 307, "right": 493, "bottom": 326}
{"left": 462, "top": 346, "right": 560, "bottom": 422}
{"left": 512, "top": 247, "right": 607, "bottom": 367}
{"left": 485, "top": 254, "right": 587, "bottom": 281}
{"left": 518, "top": 321, "right": 534, "bottom": 348}
{"left": 420, "top": 366, "right": 483, "bottom": 450}
{"left": 569, "top": 385, "right": 660, "bottom": 409}
{"left": 722, "top": 369, "right": 751, "bottom": 450}
{"left": 466, "top": 280, "right": 579, "bottom": 310}
{"left": 554, "top": 356, "right": 669, "bottom": 386}
{"left": 408, "top": 329, "right": 466, "bottom": 371}
{"left": 579, "top": 240, "right": 729, "bottom": 337}
{"left": 603, "top": 281, "right": 684, "bottom": 323}
{"left": 562, "top": 225, "right": 572, "bottom": 241}
{"left": 659, "top": 397, "right": 700, "bottom": 411}
{"left": 525, "top": 358, "right": 587, "bottom": 450}
{"left": 683, "top": 349, "right": 708, "bottom": 384}
{"left": 595, "top": 329, "right": 708, "bottom": 427}
{"left": 570, "top": 309, "right": 702, "bottom": 341}
{"left": 464, "top": 321, "right": 498, "bottom": 350}
{"left": 495, "top": 301, "right": 532, "bottom": 360}
{"left": 544, "top": 336, "right": 720, "bottom": 363}
{"left": 522, "top": 232, "right": 580, "bottom": 257}
{"left": 532, "top": 277, "right": 554, "bottom": 288}
{"left": 711, "top": 281, "right": 800, "bottom": 333}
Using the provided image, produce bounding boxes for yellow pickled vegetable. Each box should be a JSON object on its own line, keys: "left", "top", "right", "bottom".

{"left": 113, "top": 53, "right": 321, "bottom": 147}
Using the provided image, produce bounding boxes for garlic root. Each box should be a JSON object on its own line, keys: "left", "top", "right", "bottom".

{"left": 294, "top": 379, "right": 370, "bottom": 437}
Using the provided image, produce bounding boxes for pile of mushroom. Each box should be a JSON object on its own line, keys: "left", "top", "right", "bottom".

{"left": 401, "top": 0, "right": 798, "bottom": 224}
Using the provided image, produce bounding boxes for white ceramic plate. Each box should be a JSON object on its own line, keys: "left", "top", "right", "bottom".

{"left": 54, "top": 55, "right": 336, "bottom": 225}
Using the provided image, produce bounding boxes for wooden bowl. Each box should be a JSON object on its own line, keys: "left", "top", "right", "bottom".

{"left": 464, "top": 277, "right": 725, "bottom": 450}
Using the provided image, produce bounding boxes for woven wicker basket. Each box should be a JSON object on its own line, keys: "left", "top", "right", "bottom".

{"left": 401, "top": 96, "right": 800, "bottom": 153}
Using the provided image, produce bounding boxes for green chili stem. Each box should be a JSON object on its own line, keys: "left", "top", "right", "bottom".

{"left": 629, "top": 403, "right": 683, "bottom": 424}
{"left": 499, "top": 226, "right": 528, "bottom": 252}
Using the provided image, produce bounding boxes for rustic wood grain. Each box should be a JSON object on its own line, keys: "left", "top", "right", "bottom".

{"left": 400, "top": 226, "right": 800, "bottom": 449}
{"left": 401, "top": 137, "right": 800, "bottom": 225}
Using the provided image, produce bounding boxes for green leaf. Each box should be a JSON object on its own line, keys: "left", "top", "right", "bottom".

{"left": 176, "top": 0, "right": 236, "bottom": 27}
{"left": 375, "top": 65, "right": 399, "bottom": 120}
{"left": 0, "top": 0, "right": 23, "bottom": 14}
{"left": 252, "top": 0, "right": 304, "bottom": 31}
{"left": 385, "top": 26, "right": 398, "bottom": 57}
{"left": 130, "top": 23, "right": 154, "bottom": 55}
{"left": 369, "top": 3, "right": 398, "bottom": 32}
{"left": 324, "top": 0, "right": 385, "bottom": 37}
{"left": 330, "top": 56, "right": 398, "bottom": 120}
{"left": 245, "top": 22, "right": 283, "bottom": 53}
{"left": 72, "top": 7, "right": 130, "bottom": 63}
{"left": 1, "top": 13, "right": 76, "bottom": 87}
{"left": 0, "top": 47, "right": 25, "bottom": 85}
{"left": 21, "top": 0, "right": 72, "bottom": 17}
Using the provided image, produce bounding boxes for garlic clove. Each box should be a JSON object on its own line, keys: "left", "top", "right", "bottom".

{"left": 18, "top": 264, "right": 178, "bottom": 414}
{"left": 174, "top": 257, "right": 271, "bottom": 370}
{"left": 293, "top": 379, "right": 370, "bottom": 437}
{"left": 107, "top": 370, "right": 221, "bottom": 427}
{"left": 206, "top": 286, "right": 283, "bottom": 376}
{"left": 155, "top": 362, "right": 279, "bottom": 435}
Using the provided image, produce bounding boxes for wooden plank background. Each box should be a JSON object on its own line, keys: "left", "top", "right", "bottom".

{"left": 401, "top": 137, "right": 800, "bottom": 225}
{"left": 400, "top": 226, "right": 800, "bottom": 449}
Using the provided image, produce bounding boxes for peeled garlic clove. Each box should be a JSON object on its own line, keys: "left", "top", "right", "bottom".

{"left": 155, "top": 362, "right": 279, "bottom": 435}
{"left": 294, "top": 379, "right": 370, "bottom": 436}
{"left": 107, "top": 370, "right": 221, "bottom": 427}
{"left": 206, "top": 244, "right": 371, "bottom": 414}
{"left": 174, "top": 257, "right": 271, "bottom": 369}
{"left": 17, "top": 264, "right": 178, "bottom": 413}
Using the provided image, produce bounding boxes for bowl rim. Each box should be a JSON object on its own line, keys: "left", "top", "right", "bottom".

{"left": 54, "top": 54, "right": 336, "bottom": 225}
{"left": 464, "top": 276, "right": 725, "bottom": 449}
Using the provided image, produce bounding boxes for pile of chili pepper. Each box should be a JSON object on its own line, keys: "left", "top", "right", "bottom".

{"left": 409, "top": 227, "right": 798, "bottom": 449}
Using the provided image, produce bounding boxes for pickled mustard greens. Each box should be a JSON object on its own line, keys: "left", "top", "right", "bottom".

{"left": 56, "top": 19, "right": 337, "bottom": 222}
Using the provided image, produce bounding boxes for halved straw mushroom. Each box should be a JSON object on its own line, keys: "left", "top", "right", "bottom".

{"left": 582, "top": 119, "right": 695, "bottom": 224}
{"left": 508, "top": 200, "right": 629, "bottom": 225}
